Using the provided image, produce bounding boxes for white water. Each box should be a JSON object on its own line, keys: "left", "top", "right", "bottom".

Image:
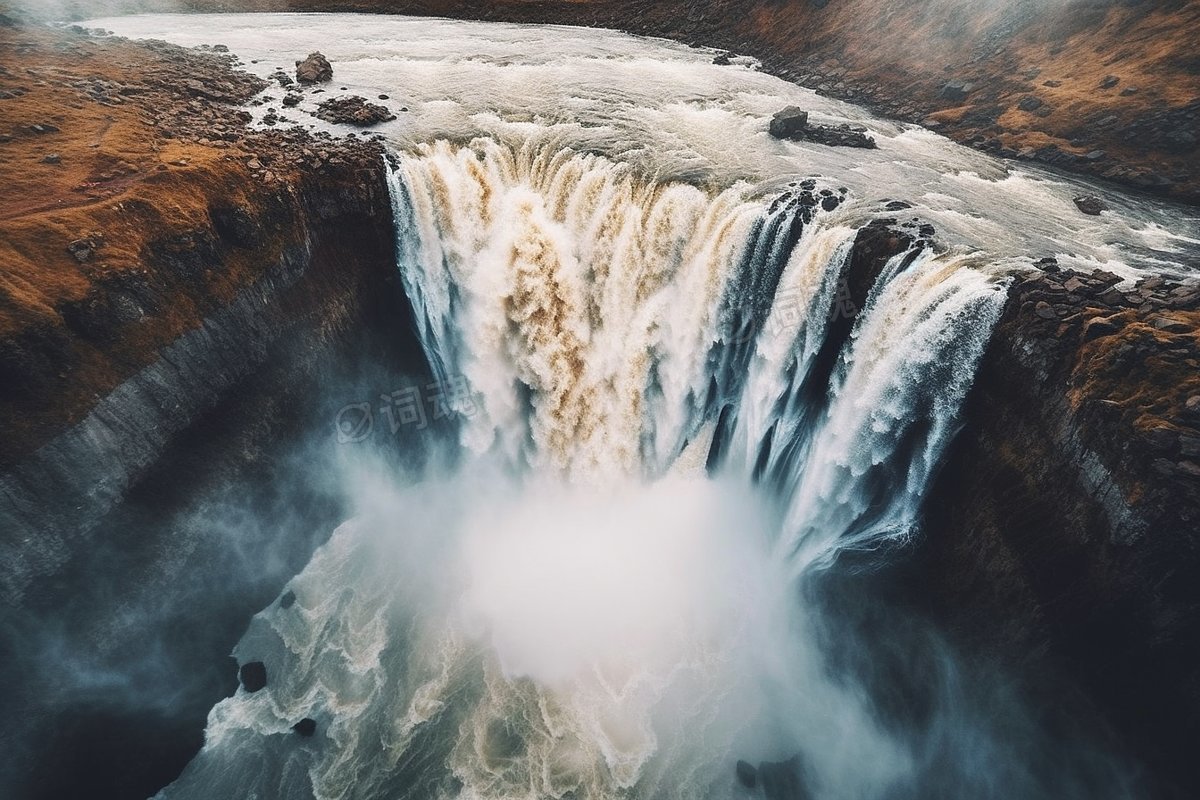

{"left": 88, "top": 13, "right": 1152, "bottom": 799}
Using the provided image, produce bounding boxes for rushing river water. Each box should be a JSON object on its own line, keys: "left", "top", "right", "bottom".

{"left": 81, "top": 12, "right": 1195, "bottom": 800}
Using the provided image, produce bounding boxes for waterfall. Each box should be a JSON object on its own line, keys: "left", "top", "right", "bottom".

{"left": 154, "top": 132, "right": 1129, "bottom": 800}
{"left": 387, "top": 138, "right": 1007, "bottom": 564}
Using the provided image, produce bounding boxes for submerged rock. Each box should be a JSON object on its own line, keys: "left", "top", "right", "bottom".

{"left": 292, "top": 718, "right": 317, "bottom": 737}
{"left": 295, "top": 52, "right": 333, "bottom": 84}
{"left": 239, "top": 661, "right": 267, "bottom": 693}
{"left": 1073, "top": 194, "right": 1108, "bottom": 215}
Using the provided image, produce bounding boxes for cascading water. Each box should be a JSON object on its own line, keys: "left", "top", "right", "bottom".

{"left": 84, "top": 12, "right": 1194, "bottom": 800}
{"left": 148, "top": 140, "right": 1010, "bottom": 799}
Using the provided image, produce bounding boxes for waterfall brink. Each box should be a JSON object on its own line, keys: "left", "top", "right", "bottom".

{"left": 161, "top": 139, "right": 1015, "bottom": 800}
{"left": 387, "top": 138, "right": 1007, "bottom": 564}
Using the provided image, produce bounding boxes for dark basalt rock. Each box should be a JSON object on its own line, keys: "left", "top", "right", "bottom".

{"left": 315, "top": 95, "right": 396, "bottom": 127}
{"left": 768, "top": 106, "right": 809, "bottom": 138}
{"left": 239, "top": 661, "right": 267, "bottom": 693}
{"left": 769, "top": 107, "right": 876, "bottom": 148}
{"left": 292, "top": 718, "right": 317, "bottom": 737}
{"left": 279, "top": 589, "right": 296, "bottom": 609}
{"left": 1073, "top": 194, "right": 1107, "bottom": 215}
{"left": 295, "top": 52, "right": 333, "bottom": 85}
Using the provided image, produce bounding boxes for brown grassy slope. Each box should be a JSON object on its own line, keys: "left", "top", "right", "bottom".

{"left": 0, "top": 18, "right": 382, "bottom": 464}
{"left": 46, "top": 0, "right": 1199, "bottom": 202}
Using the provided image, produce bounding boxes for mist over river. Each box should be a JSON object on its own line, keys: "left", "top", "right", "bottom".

{"left": 28, "top": 11, "right": 1198, "bottom": 799}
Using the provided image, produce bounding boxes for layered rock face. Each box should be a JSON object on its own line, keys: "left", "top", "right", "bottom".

{"left": 919, "top": 267, "right": 1200, "bottom": 797}
{"left": 0, "top": 21, "right": 405, "bottom": 603}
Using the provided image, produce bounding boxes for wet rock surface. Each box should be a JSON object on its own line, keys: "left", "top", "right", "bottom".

{"left": 315, "top": 94, "right": 397, "bottom": 126}
{"left": 295, "top": 51, "right": 332, "bottom": 84}
{"left": 769, "top": 106, "right": 877, "bottom": 148}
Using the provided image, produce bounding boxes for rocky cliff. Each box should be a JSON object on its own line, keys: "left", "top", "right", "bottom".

{"left": 919, "top": 265, "right": 1200, "bottom": 797}
{"left": 0, "top": 18, "right": 406, "bottom": 604}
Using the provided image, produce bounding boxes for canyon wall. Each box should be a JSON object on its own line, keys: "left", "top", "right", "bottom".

{"left": 919, "top": 267, "right": 1200, "bottom": 797}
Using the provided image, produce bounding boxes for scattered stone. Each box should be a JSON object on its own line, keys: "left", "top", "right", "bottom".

{"left": 293, "top": 718, "right": 317, "bottom": 737}
{"left": 66, "top": 237, "right": 98, "bottom": 262}
{"left": 282, "top": 93, "right": 301, "bottom": 107}
{"left": 1083, "top": 315, "right": 1121, "bottom": 340}
{"left": 1034, "top": 301, "right": 1056, "bottom": 319}
{"left": 314, "top": 95, "right": 396, "bottom": 127}
{"left": 1085, "top": 150, "right": 1106, "bottom": 162}
{"left": 295, "top": 52, "right": 333, "bottom": 84}
{"left": 271, "top": 69, "right": 294, "bottom": 88}
{"left": 1099, "top": 75, "right": 1120, "bottom": 89}
{"left": 1152, "top": 316, "right": 1191, "bottom": 334}
{"left": 1120, "top": 86, "right": 1139, "bottom": 96}
{"left": 1017, "top": 96, "right": 1043, "bottom": 112}
{"left": 940, "top": 79, "right": 974, "bottom": 102}
{"left": 1073, "top": 194, "right": 1107, "bottom": 215}
{"left": 713, "top": 52, "right": 732, "bottom": 66}
{"left": 279, "top": 589, "right": 296, "bottom": 609}
{"left": 1043, "top": 79, "right": 1063, "bottom": 88}
{"left": 28, "top": 123, "right": 60, "bottom": 134}
{"left": 41, "top": 153, "right": 61, "bottom": 164}
{"left": 377, "top": 94, "right": 389, "bottom": 100}
{"left": 239, "top": 661, "right": 267, "bottom": 693}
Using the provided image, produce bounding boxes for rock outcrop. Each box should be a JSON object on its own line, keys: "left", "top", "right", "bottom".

{"left": 295, "top": 51, "right": 333, "bottom": 84}
{"left": 769, "top": 106, "right": 876, "bottom": 148}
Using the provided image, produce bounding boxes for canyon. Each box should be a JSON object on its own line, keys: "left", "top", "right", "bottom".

{"left": 0, "top": 4, "right": 1198, "bottom": 799}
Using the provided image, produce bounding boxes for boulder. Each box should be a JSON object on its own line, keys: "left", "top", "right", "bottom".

{"left": 293, "top": 718, "right": 317, "bottom": 736}
{"left": 769, "top": 108, "right": 876, "bottom": 149}
{"left": 1073, "top": 194, "right": 1107, "bottom": 215}
{"left": 1017, "top": 95, "right": 1043, "bottom": 112}
{"left": 239, "top": 661, "right": 267, "bottom": 692}
{"left": 1099, "top": 74, "right": 1120, "bottom": 89}
{"left": 940, "top": 79, "right": 974, "bottom": 102}
{"left": 769, "top": 107, "right": 809, "bottom": 139}
{"left": 295, "top": 52, "right": 333, "bottom": 84}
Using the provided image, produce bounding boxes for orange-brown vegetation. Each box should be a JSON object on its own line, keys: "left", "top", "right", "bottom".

{"left": 0, "top": 18, "right": 382, "bottom": 463}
